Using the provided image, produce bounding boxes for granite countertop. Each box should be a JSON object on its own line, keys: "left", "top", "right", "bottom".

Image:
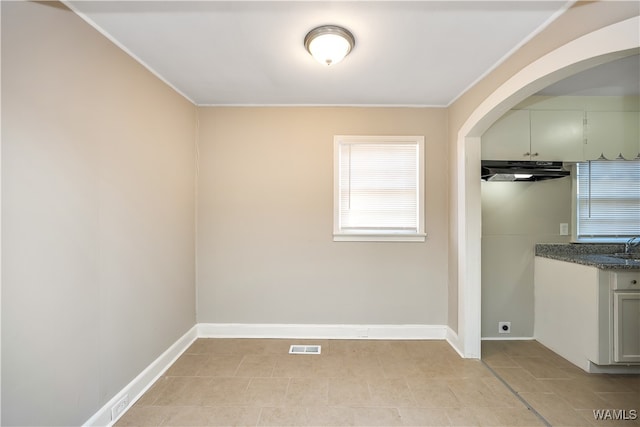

{"left": 535, "top": 243, "right": 640, "bottom": 270}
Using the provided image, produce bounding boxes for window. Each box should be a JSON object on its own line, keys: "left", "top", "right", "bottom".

{"left": 575, "top": 160, "right": 640, "bottom": 241}
{"left": 333, "top": 135, "right": 425, "bottom": 242}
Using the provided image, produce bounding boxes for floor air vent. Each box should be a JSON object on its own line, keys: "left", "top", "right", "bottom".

{"left": 289, "top": 345, "right": 321, "bottom": 355}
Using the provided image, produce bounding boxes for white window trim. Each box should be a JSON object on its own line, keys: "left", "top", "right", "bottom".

{"left": 333, "top": 135, "right": 426, "bottom": 242}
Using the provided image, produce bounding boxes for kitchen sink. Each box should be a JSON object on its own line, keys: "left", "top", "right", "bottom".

{"left": 612, "top": 253, "right": 640, "bottom": 260}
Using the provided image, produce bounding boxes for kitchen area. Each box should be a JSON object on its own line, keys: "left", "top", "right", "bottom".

{"left": 480, "top": 54, "right": 640, "bottom": 374}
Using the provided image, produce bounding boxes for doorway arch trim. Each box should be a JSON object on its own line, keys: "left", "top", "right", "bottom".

{"left": 454, "top": 15, "right": 640, "bottom": 358}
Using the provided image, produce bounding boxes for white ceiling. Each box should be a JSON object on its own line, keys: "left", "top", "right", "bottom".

{"left": 67, "top": 1, "right": 574, "bottom": 106}
{"left": 537, "top": 54, "right": 640, "bottom": 97}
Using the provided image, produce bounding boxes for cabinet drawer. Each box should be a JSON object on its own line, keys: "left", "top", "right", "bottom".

{"left": 612, "top": 271, "right": 640, "bottom": 290}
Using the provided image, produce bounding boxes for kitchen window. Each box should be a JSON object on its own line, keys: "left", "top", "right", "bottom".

{"left": 333, "top": 135, "right": 426, "bottom": 242}
{"left": 574, "top": 160, "right": 640, "bottom": 241}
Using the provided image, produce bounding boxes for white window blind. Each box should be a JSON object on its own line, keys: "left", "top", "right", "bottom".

{"left": 334, "top": 136, "right": 425, "bottom": 242}
{"left": 576, "top": 160, "right": 640, "bottom": 239}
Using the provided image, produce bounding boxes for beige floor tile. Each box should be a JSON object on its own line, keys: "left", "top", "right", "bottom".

{"left": 414, "top": 359, "right": 458, "bottom": 378}
{"left": 160, "top": 406, "right": 260, "bottom": 427}
{"left": 378, "top": 356, "right": 423, "bottom": 378}
{"left": 198, "top": 354, "right": 244, "bottom": 376}
{"left": 235, "top": 355, "right": 278, "bottom": 377}
{"left": 217, "top": 406, "right": 263, "bottom": 426}
{"left": 447, "top": 359, "right": 494, "bottom": 379}
{"left": 367, "top": 377, "right": 415, "bottom": 406}
{"left": 311, "top": 355, "right": 350, "bottom": 378}
{"left": 483, "top": 352, "right": 522, "bottom": 369}
{"left": 305, "top": 406, "right": 356, "bottom": 426}
{"left": 183, "top": 339, "right": 214, "bottom": 355}
{"left": 492, "top": 367, "right": 552, "bottom": 393}
{"left": 114, "top": 405, "right": 171, "bottom": 426}
{"left": 163, "top": 354, "right": 209, "bottom": 377}
{"left": 285, "top": 377, "right": 329, "bottom": 406}
{"left": 135, "top": 377, "right": 173, "bottom": 406}
{"left": 543, "top": 379, "right": 612, "bottom": 409}
{"left": 198, "top": 338, "right": 267, "bottom": 355}
{"left": 272, "top": 355, "right": 315, "bottom": 377}
{"left": 352, "top": 407, "right": 403, "bottom": 426}
{"left": 258, "top": 339, "right": 294, "bottom": 355}
{"left": 576, "top": 375, "right": 637, "bottom": 393}
{"left": 201, "top": 377, "right": 251, "bottom": 405}
{"left": 162, "top": 406, "right": 221, "bottom": 427}
{"left": 342, "top": 355, "right": 384, "bottom": 378}
{"left": 153, "top": 377, "right": 212, "bottom": 406}
{"left": 244, "top": 377, "right": 290, "bottom": 406}
{"left": 483, "top": 376, "right": 526, "bottom": 407}
{"left": 511, "top": 356, "right": 572, "bottom": 379}
{"left": 328, "top": 377, "right": 372, "bottom": 406}
{"left": 595, "top": 391, "right": 640, "bottom": 408}
{"left": 614, "top": 375, "right": 640, "bottom": 392}
{"left": 495, "top": 341, "right": 553, "bottom": 359}
{"left": 258, "top": 406, "right": 308, "bottom": 426}
{"left": 406, "top": 378, "right": 460, "bottom": 408}
{"left": 447, "top": 378, "right": 521, "bottom": 408}
{"left": 519, "top": 392, "right": 597, "bottom": 426}
{"left": 446, "top": 407, "right": 480, "bottom": 427}
{"left": 368, "top": 340, "right": 412, "bottom": 359}
{"left": 328, "top": 340, "right": 377, "bottom": 356}
{"left": 468, "top": 406, "right": 545, "bottom": 426}
{"left": 398, "top": 407, "right": 451, "bottom": 426}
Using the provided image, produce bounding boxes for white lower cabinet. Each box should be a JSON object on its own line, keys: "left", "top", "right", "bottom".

{"left": 534, "top": 257, "right": 640, "bottom": 372}
{"left": 614, "top": 292, "right": 640, "bottom": 362}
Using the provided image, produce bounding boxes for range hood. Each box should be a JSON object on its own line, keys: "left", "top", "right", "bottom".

{"left": 481, "top": 160, "right": 570, "bottom": 181}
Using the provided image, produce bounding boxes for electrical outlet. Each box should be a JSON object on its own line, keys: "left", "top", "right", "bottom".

{"left": 111, "top": 393, "right": 129, "bottom": 421}
{"left": 498, "top": 321, "right": 511, "bottom": 334}
{"left": 560, "top": 223, "right": 569, "bottom": 236}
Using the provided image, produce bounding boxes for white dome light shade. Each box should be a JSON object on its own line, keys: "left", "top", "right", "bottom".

{"left": 304, "top": 25, "right": 355, "bottom": 66}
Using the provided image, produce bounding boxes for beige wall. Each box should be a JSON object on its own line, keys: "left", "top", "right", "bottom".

{"left": 197, "top": 107, "right": 449, "bottom": 325}
{"left": 1, "top": 2, "right": 196, "bottom": 425}
{"left": 447, "top": 1, "right": 640, "bottom": 333}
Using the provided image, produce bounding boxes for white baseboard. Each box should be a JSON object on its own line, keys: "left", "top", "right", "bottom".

{"left": 445, "top": 327, "right": 465, "bottom": 358}
{"left": 481, "top": 336, "right": 535, "bottom": 341}
{"left": 83, "top": 325, "right": 198, "bottom": 427}
{"left": 197, "top": 323, "right": 448, "bottom": 340}
{"left": 588, "top": 362, "right": 640, "bottom": 374}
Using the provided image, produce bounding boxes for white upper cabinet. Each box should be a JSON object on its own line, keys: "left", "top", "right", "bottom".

{"left": 529, "top": 110, "right": 585, "bottom": 162}
{"left": 585, "top": 111, "right": 640, "bottom": 160}
{"left": 481, "top": 110, "right": 531, "bottom": 160}
{"left": 482, "top": 109, "right": 585, "bottom": 161}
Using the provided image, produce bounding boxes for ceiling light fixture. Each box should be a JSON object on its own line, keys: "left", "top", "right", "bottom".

{"left": 304, "top": 25, "right": 355, "bottom": 66}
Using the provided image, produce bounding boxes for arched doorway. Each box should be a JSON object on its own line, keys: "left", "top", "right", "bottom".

{"left": 455, "top": 16, "right": 640, "bottom": 358}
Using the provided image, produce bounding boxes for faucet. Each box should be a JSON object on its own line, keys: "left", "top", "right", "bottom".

{"left": 624, "top": 236, "right": 640, "bottom": 254}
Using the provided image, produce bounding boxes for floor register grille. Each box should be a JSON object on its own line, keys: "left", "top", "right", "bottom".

{"left": 288, "top": 344, "right": 322, "bottom": 355}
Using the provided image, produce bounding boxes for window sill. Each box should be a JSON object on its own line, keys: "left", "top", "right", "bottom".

{"left": 574, "top": 237, "right": 637, "bottom": 244}
{"left": 333, "top": 233, "right": 427, "bottom": 242}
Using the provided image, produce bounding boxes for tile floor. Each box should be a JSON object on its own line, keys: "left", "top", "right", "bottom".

{"left": 115, "top": 339, "right": 639, "bottom": 426}
{"left": 482, "top": 340, "right": 639, "bottom": 427}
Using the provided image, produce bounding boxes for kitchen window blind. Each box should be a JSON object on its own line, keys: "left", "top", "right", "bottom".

{"left": 576, "top": 160, "right": 640, "bottom": 239}
{"left": 333, "top": 136, "right": 425, "bottom": 242}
